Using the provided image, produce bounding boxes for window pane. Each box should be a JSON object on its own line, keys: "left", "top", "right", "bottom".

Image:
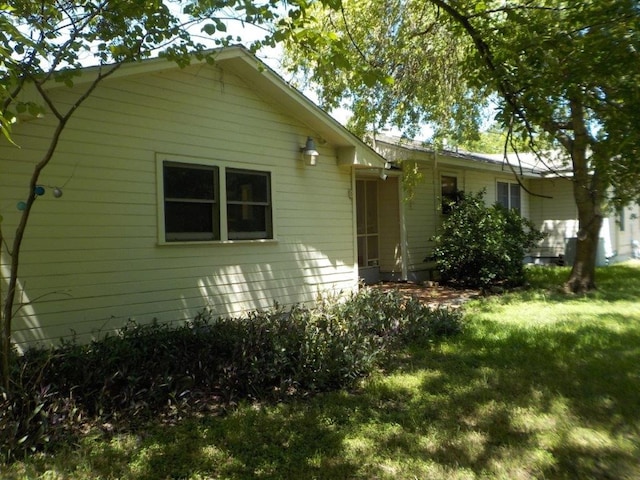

{"left": 442, "top": 176, "right": 458, "bottom": 213}
{"left": 227, "top": 204, "right": 270, "bottom": 239}
{"left": 164, "top": 164, "right": 214, "bottom": 199}
{"left": 226, "top": 170, "right": 268, "bottom": 203}
{"left": 165, "top": 202, "right": 218, "bottom": 240}
{"left": 367, "top": 235, "right": 379, "bottom": 265}
{"left": 510, "top": 183, "right": 521, "bottom": 212}
{"left": 442, "top": 176, "right": 457, "bottom": 195}
{"left": 366, "top": 181, "right": 378, "bottom": 234}
{"left": 357, "top": 236, "right": 366, "bottom": 267}
{"left": 225, "top": 169, "right": 272, "bottom": 240}
{"left": 497, "top": 182, "right": 509, "bottom": 208}
{"left": 163, "top": 162, "right": 219, "bottom": 241}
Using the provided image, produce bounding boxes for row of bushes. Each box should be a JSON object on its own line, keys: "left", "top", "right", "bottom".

{"left": 1, "top": 287, "right": 463, "bottom": 460}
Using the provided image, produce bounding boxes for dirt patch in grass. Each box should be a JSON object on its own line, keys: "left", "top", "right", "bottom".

{"left": 370, "top": 281, "right": 482, "bottom": 308}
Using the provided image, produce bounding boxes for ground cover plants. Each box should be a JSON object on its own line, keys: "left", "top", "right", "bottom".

{"left": 3, "top": 261, "right": 640, "bottom": 479}
{"left": 0, "top": 287, "right": 462, "bottom": 461}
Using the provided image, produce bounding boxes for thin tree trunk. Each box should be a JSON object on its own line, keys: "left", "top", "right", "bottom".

{"left": 0, "top": 65, "right": 122, "bottom": 391}
{"left": 0, "top": 224, "right": 9, "bottom": 392}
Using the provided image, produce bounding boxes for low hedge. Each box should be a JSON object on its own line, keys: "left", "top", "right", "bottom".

{"left": 1, "top": 287, "right": 464, "bottom": 460}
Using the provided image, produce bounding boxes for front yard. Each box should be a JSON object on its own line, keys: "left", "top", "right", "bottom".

{"left": 5, "top": 262, "right": 640, "bottom": 479}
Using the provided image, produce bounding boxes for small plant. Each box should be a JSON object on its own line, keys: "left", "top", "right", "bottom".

{"left": 433, "top": 190, "right": 545, "bottom": 288}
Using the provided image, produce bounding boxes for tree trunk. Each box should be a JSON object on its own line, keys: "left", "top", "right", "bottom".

{"left": 565, "top": 208, "right": 602, "bottom": 293}
{"left": 563, "top": 99, "right": 605, "bottom": 293}
{"left": 562, "top": 97, "right": 607, "bottom": 293}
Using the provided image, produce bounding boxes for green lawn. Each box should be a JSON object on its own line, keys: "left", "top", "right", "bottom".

{"left": 6, "top": 262, "right": 640, "bottom": 479}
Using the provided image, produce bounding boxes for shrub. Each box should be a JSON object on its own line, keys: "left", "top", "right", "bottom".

{"left": 433, "top": 190, "right": 545, "bottom": 288}
{"left": 1, "top": 288, "right": 463, "bottom": 460}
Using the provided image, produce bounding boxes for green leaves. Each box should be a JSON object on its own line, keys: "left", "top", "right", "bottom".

{"left": 283, "top": 0, "right": 487, "bottom": 140}
{"left": 433, "top": 190, "right": 545, "bottom": 288}
{"left": 1, "top": 291, "right": 463, "bottom": 458}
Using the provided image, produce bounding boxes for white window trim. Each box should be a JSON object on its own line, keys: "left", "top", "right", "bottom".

{"left": 496, "top": 180, "right": 521, "bottom": 211}
{"left": 156, "top": 154, "right": 277, "bottom": 245}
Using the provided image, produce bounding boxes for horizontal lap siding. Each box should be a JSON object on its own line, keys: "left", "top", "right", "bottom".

{"left": 1, "top": 63, "right": 356, "bottom": 347}
{"left": 378, "top": 177, "right": 402, "bottom": 273}
{"left": 529, "top": 178, "right": 577, "bottom": 256}
{"left": 403, "top": 162, "right": 438, "bottom": 272}
{"left": 397, "top": 154, "right": 535, "bottom": 275}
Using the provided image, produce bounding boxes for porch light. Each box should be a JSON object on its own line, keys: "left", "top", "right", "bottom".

{"left": 301, "top": 137, "right": 319, "bottom": 166}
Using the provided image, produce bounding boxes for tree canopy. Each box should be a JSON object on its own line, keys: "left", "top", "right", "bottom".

{"left": 284, "top": 0, "right": 640, "bottom": 291}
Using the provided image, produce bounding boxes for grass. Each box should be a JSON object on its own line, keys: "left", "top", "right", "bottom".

{"left": 5, "top": 261, "right": 640, "bottom": 479}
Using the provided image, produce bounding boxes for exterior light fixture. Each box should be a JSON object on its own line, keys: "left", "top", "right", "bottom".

{"left": 301, "top": 136, "right": 319, "bottom": 166}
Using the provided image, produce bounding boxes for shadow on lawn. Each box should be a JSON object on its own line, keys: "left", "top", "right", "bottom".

{"left": 389, "top": 314, "right": 640, "bottom": 479}
{"left": 80, "top": 400, "right": 361, "bottom": 480}
{"left": 525, "top": 262, "right": 640, "bottom": 303}
{"left": 82, "top": 312, "right": 640, "bottom": 480}
{"left": 32, "top": 263, "right": 639, "bottom": 479}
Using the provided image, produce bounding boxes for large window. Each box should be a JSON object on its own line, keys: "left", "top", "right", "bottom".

{"left": 497, "top": 181, "right": 521, "bottom": 212}
{"left": 162, "top": 161, "right": 272, "bottom": 242}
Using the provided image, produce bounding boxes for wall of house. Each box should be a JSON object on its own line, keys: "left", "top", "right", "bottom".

{"left": 528, "top": 177, "right": 577, "bottom": 259}
{"left": 0, "top": 62, "right": 358, "bottom": 348}
{"left": 528, "top": 178, "right": 640, "bottom": 264}
{"left": 397, "top": 152, "right": 533, "bottom": 281}
{"left": 606, "top": 203, "right": 640, "bottom": 262}
{"left": 401, "top": 160, "right": 439, "bottom": 277}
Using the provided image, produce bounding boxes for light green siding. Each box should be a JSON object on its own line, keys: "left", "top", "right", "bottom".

{"left": 1, "top": 61, "right": 358, "bottom": 348}
{"left": 528, "top": 178, "right": 578, "bottom": 257}
{"left": 377, "top": 176, "right": 402, "bottom": 274}
{"left": 379, "top": 146, "right": 533, "bottom": 279}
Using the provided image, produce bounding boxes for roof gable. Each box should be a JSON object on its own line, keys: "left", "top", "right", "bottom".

{"left": 38, "top": 46, "right": 387, "bottom": 169}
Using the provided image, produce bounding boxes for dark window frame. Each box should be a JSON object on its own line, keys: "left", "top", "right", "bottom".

{"left": 226, "top": 168, "right": 273, "bottom": 240}
{"left": 162, "top": 161, "right": 273, "bottom": 242}
{"left": 163, "top": 162, "right": 220, "bottom": 242}
{"left": 441, "top": 175, "right": 459, "bottom": 215}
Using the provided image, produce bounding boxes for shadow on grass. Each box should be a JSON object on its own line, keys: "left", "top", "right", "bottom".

{"left": 70, "top": 402, "right": 360, "bottom": 480}
{"left": 525, "top": 262, "right": 640, "bottom": 302}
{"left": 9, "top": 263, "right": 639, "bottom": 479}
{"left": 72, "top": 311, "right": 640, "bottom": 479}
{"left": 387, "top": 313, "right": 640, "bottom": 479}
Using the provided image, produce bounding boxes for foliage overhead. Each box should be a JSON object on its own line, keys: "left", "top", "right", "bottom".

{"left": 0, "top": 0, "right": 312, "bottom": 133}
{"left": 284, "top": 0, "right": 640, "bottom": 292}
{"left": 283, "top": 0, "right": 487, "bottom": 141}
{"left": 284, "top": 0, "right": 640, "bottom": 203}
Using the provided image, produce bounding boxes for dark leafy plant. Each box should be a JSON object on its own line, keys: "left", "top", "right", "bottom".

{"left": 1, "top": 289, "right": 463, "bottom": 460}
{"left": 433, "top": 190, "right": 545, "bottom": 288}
